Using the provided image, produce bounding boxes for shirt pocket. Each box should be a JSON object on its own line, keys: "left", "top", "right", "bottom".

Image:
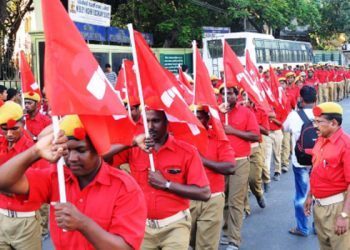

{"left": 130, "top": 162, "right": 149, "bottom": 186}
{"left": 162, "top": 165, "right": 185, "bottom": 184}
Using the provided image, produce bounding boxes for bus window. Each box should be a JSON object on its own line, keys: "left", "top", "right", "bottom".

{"left": 226, "top": 38, "right": 246, "bottom": 57}
{"left": 255, "top": 48, "right": 264, "bottom": 63}
{"left": 207, "top": 39, "right": 223, "bottom": 59}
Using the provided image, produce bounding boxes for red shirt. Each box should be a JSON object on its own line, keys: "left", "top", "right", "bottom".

{"left": 334, "top": 71, "right": 344, "bottom": 82}
{"left": 26, "top": 163, "right": 146, "bottom": 250}
{"left": 203, "top": 129, "right": 235, "bottom": 193}
{"left": 304, "top": 76, "right": 319, "bottom": 88}
{"left": 310, "top": 128, "right": 350, "bottom": 198}
{"left": 315, "top": 69, "right": 327, "bottom": 84}
{"left": 220, "top": 105, "right": 260, "bottom": 157}
{"left": 285, "top": 87, "right": 297, "bottom": 109}
{"left": 0, "top": 135, "right": 45, "bottom": 211}
{"left": 250, "top": 106, "right": 269, "bottom": 142}
{"left": 269, "top": 109, "right": 286, "bottom": 131}
{"left": 25, "top": 111, "right": 52, "bottom": 137}
{"left": 113, "top": 135, "right": 209, "bottom": 219}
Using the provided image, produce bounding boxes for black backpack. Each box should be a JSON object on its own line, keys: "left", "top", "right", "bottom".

{"left": 294, "top": 109, "right": 318, "bottom": 165}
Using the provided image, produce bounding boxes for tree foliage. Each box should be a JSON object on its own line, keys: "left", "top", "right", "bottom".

{"left": 0, "top": 0, "right": 33, "bottom": 80}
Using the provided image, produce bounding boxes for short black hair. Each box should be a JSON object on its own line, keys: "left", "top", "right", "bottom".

{"left": 219, "top": 86, "right": 239, "bottom": 96}
{"left": 324, "top": 113, "right": 342, "bottom": 126}
{"left": 182, "top": 64, "right": 188, "bottom": 71}
{"left": 300, "top": 86, "right": 316, "bottom": 104}
{"left": 258, "top": 66, "right": 263, "bottom": 69}
{"left": 105, "top": 63, "right": 111, "bottom": 68}
{"left": 6, "top": 88, "right": 18, "bottom": 101}
{"left": 0, "top": 85, "right": 7, "bottom": 94}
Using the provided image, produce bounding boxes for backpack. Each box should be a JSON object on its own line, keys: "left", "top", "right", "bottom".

{"left": 294, "top": 109, "right": 318, "bottom": 165}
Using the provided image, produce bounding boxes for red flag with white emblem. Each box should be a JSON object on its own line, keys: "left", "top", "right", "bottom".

{"left": 245, "top": 50, "right": 275, "bottom": 110}
{"left": 193, "top": 44, "right": 227, "bottom": 141}
{"left": 20, "top": 51, "right": 41, "bottom": 96}
{"left": 223, "top": 42, "right": 270, "bottom": 113}
{"left": 132, "top": 30, "right": 208, "bottom": 153}
{"left": 115, "top": 60, "right": 139, "bottom": 106}
{"left": 42, "top": 0, "right": 135, "bottom": 154}
{"left": 269, "top": 65, "right": 290, "bottom": 117}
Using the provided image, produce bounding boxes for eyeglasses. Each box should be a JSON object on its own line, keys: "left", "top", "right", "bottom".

{"left": 312, "top": 119, "right": 330, "bottom": 125}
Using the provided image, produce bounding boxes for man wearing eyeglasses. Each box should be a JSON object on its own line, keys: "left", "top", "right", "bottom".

{"left": 304, "top": 102, "right": 350, "bottom": 249}
{"left": 0, "top": 101, "right": 44, "bottom": 249}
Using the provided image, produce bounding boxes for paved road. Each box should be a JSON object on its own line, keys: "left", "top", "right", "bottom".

{"left": 44, "top": 98, "right": 350, "bottom": 250}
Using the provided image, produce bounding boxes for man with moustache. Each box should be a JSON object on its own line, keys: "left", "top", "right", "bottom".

{"left": 218, "top": 86, "right": 260, "bottom": 250}
{"left": 304, "top": 102, "right": 350, "bottom": 249}
{"left": 0, "top": 115, "right": 147, "bottom": 250}
{"left": 110, "top": 109, "right": 211, "bottom": 250}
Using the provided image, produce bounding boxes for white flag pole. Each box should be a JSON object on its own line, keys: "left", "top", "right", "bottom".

{"left": 127, "top": 23, "right": 156, "bottom": 172}
{"left": 222, "top": 39, "right": 228, "bottom": 125}
{"left": 192, "top": 40, "right": 197, "bottom": 116}
{"left": 52, "top": 116, "right": 67, "bottom": 203}
{"left": 122, "top": 59, "right": 132, "bottom": 118}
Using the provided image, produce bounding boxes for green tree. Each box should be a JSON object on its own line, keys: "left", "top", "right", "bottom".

{"left": 111, "top": 0, "right": 229, "bottom": 47}
{"left": 0, "top": 0, "right": 34, "bottom": 80}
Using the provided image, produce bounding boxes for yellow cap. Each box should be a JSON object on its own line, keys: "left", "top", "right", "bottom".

{"left": 285, "top": 72, "right": 296, "bottom": 78}
{"left": 189, "top": 104, "right": 208, "bottom": 112}
{"left": 210, "top": 75, "right": 219, "bottom": 81}
{"left": 59, "top": 115, "right": 86, "bottom": 140}
{"left": 278, "top": 77, "right": 286, "bottom": 82}
{"left": 213, "top": 88, "right": 219, "bottom": 94}
{"left": 24, "top": 92, "right": 41, "bottom": 102}
{"left": 0, "top": 101, "right": 24, "bottom": 126}
{"left": 313, "top": 102, "right": 343, "bottom": 117}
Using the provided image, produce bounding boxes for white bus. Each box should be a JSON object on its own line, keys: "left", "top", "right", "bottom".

{"left": 202, "top": 32, "right": 313, "bottom": 76}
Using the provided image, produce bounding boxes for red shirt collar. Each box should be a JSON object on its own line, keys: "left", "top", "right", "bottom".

{"left": 326, "top": 128, "right": 343, "bottom": 144}
{"left": 1, "top": 134, "right": 32, "bottom": 154}
{"left": 157, "top": 134, "right": 176, "bottom": 152}
{"left": 59, "top": 161, "right": 111, "bottom": 186}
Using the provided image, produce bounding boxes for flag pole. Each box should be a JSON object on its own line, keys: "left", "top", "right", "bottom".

{"left": 222, "top": 39, "right": 228, "bottom": 125}
{"left": 52, "top": 116, "right": 67, "bottom": 203}
{"left": 127, "top": 23, "right": 156, "bottom": 172}
{"left": 122, "top": 59, "right": 132, "bottom": 118}
{"left": 192, "top": 40, "right": 197, "bottom": 115}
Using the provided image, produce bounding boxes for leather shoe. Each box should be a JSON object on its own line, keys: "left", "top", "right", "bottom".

{"left": 256, "top": 196, "right": 266, "bottom": 208}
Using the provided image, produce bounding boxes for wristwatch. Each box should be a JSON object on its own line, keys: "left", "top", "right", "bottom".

{"left": 165, "top": 181, "right": 172, "bottom": 190}
{"left": 339, "top": 212, "right": 349, "bottom": 219}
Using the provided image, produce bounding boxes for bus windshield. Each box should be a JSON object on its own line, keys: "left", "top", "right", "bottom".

{"left": 207, "top": 38, "right": 246, "bottom": 58}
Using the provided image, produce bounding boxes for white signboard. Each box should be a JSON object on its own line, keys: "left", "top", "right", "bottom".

{"left": 69, "top": 0, "right": 111, "bottom": 27}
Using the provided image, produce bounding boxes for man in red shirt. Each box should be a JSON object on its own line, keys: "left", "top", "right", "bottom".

{"left": 189, "top": 105, "right": 235, "bottom": 250}
{"left": 334, "top": 66, "right": 345, "bottom": 101}
{"left": 0, "top": 115, "right": 147, "bottom": 250}
{"left": 246, "top": 100, "right": 270, "bottom": 207}
{"left": 315, "top": 65, "right": 329, "bottom": 103}
{"left": 345, "top": 68, "right": 350, "bottom": 98}
{"left": 24, "top": 91, "right": 51, "bottom": 141}
{"left": 111, "top": 109, "right": 211, "bottom": 250}
{"left": 304, "top": 102, "right": 350, "bottom": 249}
{"left": 0, "top": 101, "right": 44, "bottom": 249}
{"left": 326, "top": 65, "right": 336, "bottom": 102}
{"left": 219, "top": 86, "right": 260, "bottom": 249}
{"left": 304, "top": 69, "right": 319, "bottom": 89}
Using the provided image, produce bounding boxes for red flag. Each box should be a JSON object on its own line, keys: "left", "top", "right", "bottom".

{"left": 178, "top": 66, "right": 193, "bottom": 90}
{"left": 115, "top": 60, "right": 139, "bottom": 106}
{"left": 132, "top": 30, "right": 208, "bottom": 153}
{"left": 223, "top": 42, "right": 270, "bottom": 113}
{"left": 164, "top": 69, "right": 193, "bottom": 105}
{"left": 269, "top": 65, "right": 290, "bottom": 117}
{"left": 193, "top": 46, "right": 227, "bottom": 141}
{"left": 20, "top": 51, "right": 41, "bottom": 96}
{"left": 42, "top": 0, "right": 135, "bottom": 154}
